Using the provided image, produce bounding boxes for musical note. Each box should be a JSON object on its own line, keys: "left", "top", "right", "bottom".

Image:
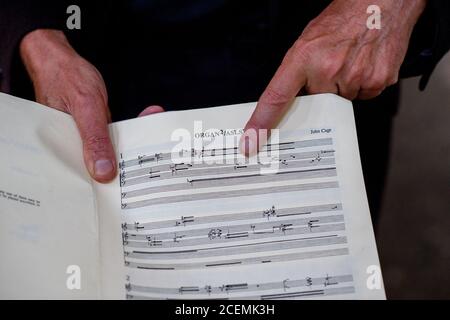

{"left": 122, "top": 232, "right": 129, "bottom": 245}
{"left": 148, "top": 173, "right": 160, "bottom": 179}
{"left": 175, "top": 216, "right": 195, "bottom": 226}
{"left": 225, "top": 231, "right": 249, "bottom": 239}
{"left": 134, "top": 222, "right": 144, "bottom": 231}
{"left": 273, "top": 223, "right": 293, "bottom": 233}
{"left": 234, "top": 164, "right": 248, "bottom": 170}
{"left": 208, "top": 228, "right": 223, "bottom": 240}
{"left": 179, "top": 286, "right": 199, "bottom": 294}
{"left": 137, "top": 155, "right": 146, "bottom": 166}
{"left": 147, "top": 236, "right": 162, "bottom": 246}
{"left": 324, "top": 274, "right": 338, "bottom": 287}
{"left": 204, "top": 285, "right": 212, "bottom": 295}
{"left": 307, "top": 219, "right": 319, "bottom": 232}
{"left": 283, "top": 279, "right": 290, "bottom": 291}
{"left": 173, "top": 234, "right": 185, "bottom": 243}
{"left": 263, "top": 206, "right": 276, "bottom": 219}
{"left": 170, "top": 163, "right": 192, "bottom": 175}
{"left": 223, "top": 283, "right": 248, "bottom": 292}
{"left": 310, "top": 153, "right": 322, "bottom": 163}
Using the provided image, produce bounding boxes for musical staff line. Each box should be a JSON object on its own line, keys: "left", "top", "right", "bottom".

{"left": 122, "top": 157, "right": 335, "bottom": 188}
{"left": 122, "top": 167, "right": 337, "bottom": 200}
{"left": 122, "top": 149, "right": 336, "bottom": 180}
{"left": 119, "top": 138, "right": 333, "bottom": 170}
{"left": 122, "top": 181, "right": 339, "bottom": 209}
{"left": 123, "top": 216, "right": 345, "bottom": 248}
{"left": 125, "top": 274, "right": 353, "bottom": 297}
{"left": 125, "top": 248, "right": 349, "bottom": 271}
{"left": 125, "top": 235, "right": 346, "bottom": 260}
{"left": 122, "top": 203, "right": 342, "bottom": 231}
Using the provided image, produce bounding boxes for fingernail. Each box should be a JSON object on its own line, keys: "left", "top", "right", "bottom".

{"left": 94, "top": 159, "right": 114, "bottom": 177}
{"left": 239, "top": 131, "right": 258, "bottom": 157}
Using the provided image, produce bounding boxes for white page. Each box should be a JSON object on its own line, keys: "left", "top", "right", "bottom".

{"left": 96, "top": 94, "right": 385, "bottom": 299}
{"left": 0, "top": 93, "right": 100, "bottom": 299}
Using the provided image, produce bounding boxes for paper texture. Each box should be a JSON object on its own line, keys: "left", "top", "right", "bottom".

{"left": 96, "top": 94, "right": 385, "bottom": 299}
{"left": 0, "top": 92, "right": 384, "bottom": 299}
{"left": 0, "top": 93, "right": 100, "bottom": 299}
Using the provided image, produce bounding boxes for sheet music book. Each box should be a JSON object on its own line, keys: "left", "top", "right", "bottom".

{"left": 0, "top": 92, "right": 385, "bottom": 299}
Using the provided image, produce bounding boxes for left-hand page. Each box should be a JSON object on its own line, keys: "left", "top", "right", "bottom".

{"left": 0, "top": 93, "right": 100, "bottom": 299}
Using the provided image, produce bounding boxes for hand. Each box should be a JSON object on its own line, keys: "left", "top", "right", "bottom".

{"left": 240, "top": 0, "right": 427, "bottom": 156}
{"left": 20, "top": 29, "right": 116, "bottom": 182}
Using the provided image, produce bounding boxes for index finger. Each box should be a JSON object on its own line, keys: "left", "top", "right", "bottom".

{"left": 240, "top": 48, "right": 307, "bottom": 156}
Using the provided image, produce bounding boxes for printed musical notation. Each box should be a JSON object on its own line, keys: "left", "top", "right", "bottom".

{"left": 119, "top": 138, "right": 337, "bottom": 210}
{"left": 121, "top": 206, "right": 344, "bottom": 249}
{"left": 124, "top": 274, "right": 354, "bottom": 300}
{"left": 119, "top": 138, "right": 333, "bottom": 170}
{"left": 120, "top": 201, "right": 347, "bottom": 270}
{"left": 118, "top": 135, "right": 355, "bottom": 300}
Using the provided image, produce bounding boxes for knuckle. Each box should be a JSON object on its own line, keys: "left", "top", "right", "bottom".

{"left": 367, "top": 75, "right": 387, "bottom": 91}
{"left": 367, "top": 66, "right": 396, "bottom": 90}
{"left": 368, "top": 91, "right": 382, "bottom": 99}
{"left": 305, "top": 85, "right": 319, "bottom": 94}
{"left": 74, "top": 94, "right": 96, "bottom": 109}
{"left": 387, "top": 74, "right": 399, "bottom": 86}
{"left": 261, "top": 87, "right": 291, "bottom": 109}
{"left": 360, "top": 88, "right": 382, "bottom": 100}
{"left": 290, "top": 39, "right": 313, "bottom": 63}
{"left": 305, "top": 83, "right": 329, "bottom": 95}
{"left": 340, "top": 88, "right": 358, "bottom": 100}
{"left": 72, "top": 89, "right": 101, "bottom": 110}
{"left": 346, "top": 66, "right": 365, "bottom": 86}
{"left": 84, "top": 134, "right": 110, "bottom": 153}
{"left": 264, "top": 88, "right": 289, "bottom": 104}
{"left": 316, "top": 57, "right": 340, "bottom": 81}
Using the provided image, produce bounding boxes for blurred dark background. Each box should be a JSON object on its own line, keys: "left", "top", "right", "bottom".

{"left": 377, "top": 52, "right": 450, "bottom": 299}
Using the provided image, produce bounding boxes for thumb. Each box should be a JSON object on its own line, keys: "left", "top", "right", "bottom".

{"left": 138, "top": 105, "right": 165, "bottom": 117}
{"left": 71, "top": 96, "right": 117, "bottom": 183}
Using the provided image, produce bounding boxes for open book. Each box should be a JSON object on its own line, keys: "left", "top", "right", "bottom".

{"left": 0, "top": 92, "right": 384, "bottom": 299}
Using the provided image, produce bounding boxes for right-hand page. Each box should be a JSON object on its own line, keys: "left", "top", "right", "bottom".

{"left": 97, "top": 93, "right": 385, "bottom": 299}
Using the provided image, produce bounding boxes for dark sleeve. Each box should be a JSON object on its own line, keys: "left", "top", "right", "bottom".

{"left": 400, "top": 0, "right": 450, "bottom": 90}
{"left": 0, "top": 0, "right": 72, "bottom": 92}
